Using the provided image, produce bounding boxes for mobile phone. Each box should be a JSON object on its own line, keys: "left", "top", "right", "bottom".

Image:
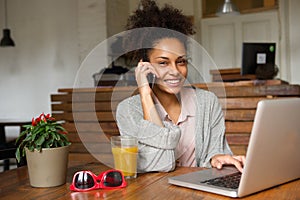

{"left": 142, "top": 50, "right": 155, "bottom": 88}
{"left": 147, "top": 73, "right": 155, "bottom": 88}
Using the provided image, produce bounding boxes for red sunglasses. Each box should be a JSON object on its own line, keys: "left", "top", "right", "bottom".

{"left": 70, "top": 169, "right": 127, "bottom": 192}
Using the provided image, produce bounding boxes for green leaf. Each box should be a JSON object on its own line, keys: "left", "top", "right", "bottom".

{"left": 53, "top": 133, "right": 59, "bottom": 140}
{"left": 52, "top": 141, "right": 58, "bottom": 148}
{"left": 35, "top": 135, "right": 45, "bottom": 146}
{"left": 56, "top": 133, "right": 61, "bottom": 140}
{"left": 45, "top": 137, "right": 54, "bottom": 147}
{"left": 56, "top": 126, "right": 65, "bottom": 131}
{"left": 58, "top": 140, "right": 63, "bottom": 146}
{"left": 60, "top": 134, "right": 68, "bottom": 141}
{"left": 33, "top": 127, "right": 45, "bottom": 135}
{"left": 28, "top": 146, "right": 34, "bottom": 151}
{"left": 16, "top": 148, "right": 21, "bottom": 163}
{"left": 23, "top": 135, "right": 32, "bottom": 142}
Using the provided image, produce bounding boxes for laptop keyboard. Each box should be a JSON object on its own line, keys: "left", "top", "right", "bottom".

{"left": 201, "top": 172, "right": 241, "bottom": 189}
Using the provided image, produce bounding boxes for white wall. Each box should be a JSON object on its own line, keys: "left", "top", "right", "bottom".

{"left": 76, "top": 0, "right": 108, "bottom": 87}
{"left": 0, "top": 0, "right": 78, "bottom": 119}
{"left": 289, "top": 0, "right": 300, "bottom": 84}
{"left": 0, "top": 0, "right": 106, "bottom": 119}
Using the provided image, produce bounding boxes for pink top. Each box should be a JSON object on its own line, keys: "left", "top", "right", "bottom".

{"left": 153, "top": 87, "right": 196, "bottom": 167}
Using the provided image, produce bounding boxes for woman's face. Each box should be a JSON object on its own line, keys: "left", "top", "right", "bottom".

{"left": 148, "top": 38, "right": 188, "bottom": 95}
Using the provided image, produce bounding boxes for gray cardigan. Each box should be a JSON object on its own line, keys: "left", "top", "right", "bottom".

{"left": 116, "top": 87, "right": 232, "bottom": 172}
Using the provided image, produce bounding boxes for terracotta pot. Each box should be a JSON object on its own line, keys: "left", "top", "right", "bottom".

{"left": 25, "top": 145, "right": 70, "bottom": 187}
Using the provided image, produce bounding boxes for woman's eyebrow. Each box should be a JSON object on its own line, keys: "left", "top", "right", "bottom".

{"left": 178, "top": 55, "right": 188, "bottom": 59}
{"left": 154, "top": 55, "right": 187, "bottom": 59}
{"left": 154, "top": 56, "right": 169, "bottom": 60}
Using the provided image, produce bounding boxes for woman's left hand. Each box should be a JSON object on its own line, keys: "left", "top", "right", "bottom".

{"left": 210, "top": 154, "right": 246, "bottom": 173}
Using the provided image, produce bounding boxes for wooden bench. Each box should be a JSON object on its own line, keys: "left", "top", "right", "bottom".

{"left": 51, "top": 81, "right": 300, "bottom": 162}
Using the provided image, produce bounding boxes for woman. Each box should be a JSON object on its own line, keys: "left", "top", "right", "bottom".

{"left": 116, "top": 0, "right": 245, "bottom": 173}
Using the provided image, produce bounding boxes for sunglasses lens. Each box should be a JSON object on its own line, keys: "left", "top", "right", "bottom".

{"left": 103, "top": 171, "right": 123, "bottom": 187}
{"left": 74, "top": 172, "right": 95, "bottom": 189}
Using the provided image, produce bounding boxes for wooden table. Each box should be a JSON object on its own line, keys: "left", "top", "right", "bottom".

{"left": 0, "top": 161, "right": 299, "bottom": 200}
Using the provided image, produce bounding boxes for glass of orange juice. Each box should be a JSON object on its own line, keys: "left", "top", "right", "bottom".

{"left": 111, "top": 136, "right": 138, "bottom": 179}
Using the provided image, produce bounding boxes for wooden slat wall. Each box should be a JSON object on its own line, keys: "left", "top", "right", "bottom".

{"left": 51, "top": 83, "right": 300, "bottom": 162}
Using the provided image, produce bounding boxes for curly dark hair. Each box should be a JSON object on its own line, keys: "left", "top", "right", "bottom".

{"left": 123, "top": 0, "right": 195, "bottom": 63}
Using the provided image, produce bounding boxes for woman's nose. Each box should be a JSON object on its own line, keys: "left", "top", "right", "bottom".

{"left": 168, "top": 62, "right": 180, "bottom": 75}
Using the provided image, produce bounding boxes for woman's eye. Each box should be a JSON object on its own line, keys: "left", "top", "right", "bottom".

{"left": 176, "top": 59, "right": 187, "bottom": 66}
{"left": 159, "top": 61, "right": 168, "bottom": 66}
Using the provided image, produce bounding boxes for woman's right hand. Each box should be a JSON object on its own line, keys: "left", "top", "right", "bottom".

{"left": 135, "top": 60, "right": 159, "bottom": 95}
{"left": 135, "top": 60, "right": 163, "bottom": 127}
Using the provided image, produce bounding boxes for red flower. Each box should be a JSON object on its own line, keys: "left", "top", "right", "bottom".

{"left": 31, "top": 117, "right": 36, "bottom": 126}
{"left": 38, "top": 113, "right": 44, "bottom": 120}
{"left": 36, "top": 117, "right": 41, "bottom": 124}
{"left": 31, "top": 113, "right": 56, "bottom": 126}
{"left": 59, "top": 130, "right": 68, "bottom": 135}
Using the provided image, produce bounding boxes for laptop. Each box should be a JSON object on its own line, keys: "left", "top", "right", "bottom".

{"left": 168, "top": 98, "right": 300, "bottom": 198}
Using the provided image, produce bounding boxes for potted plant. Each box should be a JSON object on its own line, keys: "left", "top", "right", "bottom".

{"left": 16, "top": 113, "right": 71, "bottom": 187}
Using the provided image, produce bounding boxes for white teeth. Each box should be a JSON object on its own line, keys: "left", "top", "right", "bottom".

{"left": 165, "top": 79, "right": 180, "bottom": 84}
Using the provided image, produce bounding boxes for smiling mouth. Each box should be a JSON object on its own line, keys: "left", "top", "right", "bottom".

{"left": 164, "top": 79, "right": 182, "bottom": 86}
